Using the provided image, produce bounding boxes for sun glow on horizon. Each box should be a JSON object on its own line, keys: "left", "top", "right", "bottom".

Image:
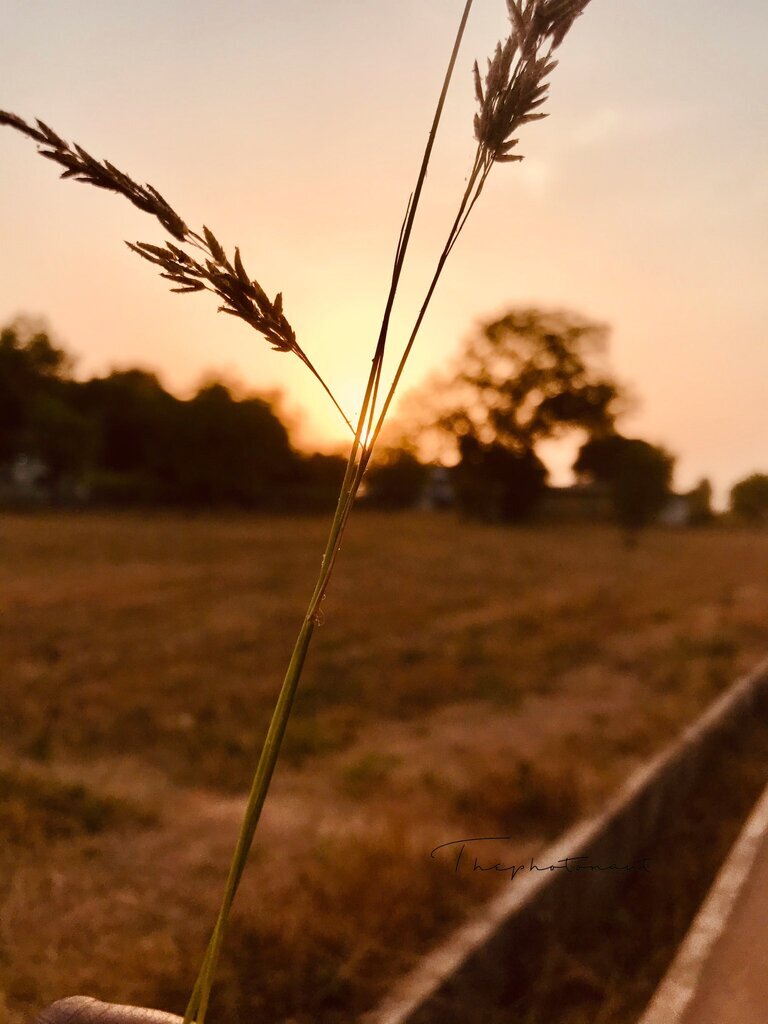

{"left": 1, "top": 0, "right": 766, "bottom": 500}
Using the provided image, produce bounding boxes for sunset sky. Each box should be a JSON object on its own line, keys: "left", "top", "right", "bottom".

{"left": 2, "top": 0, "right": 766, "bottom": 503}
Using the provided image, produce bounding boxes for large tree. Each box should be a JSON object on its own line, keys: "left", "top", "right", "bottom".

{"left": 0, "top": 320, "right": 95, "bottom": 491}
{"left": 0, "top": 320, "right": 70, "bottom": 461}
{"left": 730, "top": 473, "right": 768, "bottom": 523}
{"left": 77, "top": 374, "right": 301, "bottom": 506}
{"left": 433, "top": 307, "right": 623, "bottom": 519}
{"left": 0, "top": 319, "right": 304, "bottom": 507}
{"left": 575, "top": 434, "right": 675, "bottom": 531}
{"left": 364, "top": 448, "right": 428, "bottom": 509}
{"left": 168, "top": 382, "right": 300, "bottom": 506}
{"left": 442, "top": 307, "right": 621, "bottom": 449}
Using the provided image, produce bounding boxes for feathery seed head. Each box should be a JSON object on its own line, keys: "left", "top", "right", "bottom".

{"left": 474, "top": 0, "right": 590, "bottom": 164}
{"left": 1, "top": 109, "right": 298, "bottom": 356}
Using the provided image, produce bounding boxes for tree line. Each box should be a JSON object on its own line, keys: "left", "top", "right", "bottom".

{"left": 377, "top": 307, "right": 687, "bottom": 530}
{"left": 440, "top": 307, "right": 678, "bottom": 529}
{"left": 0, "top": 319, "right": 346, "bottom": 510}
{"left": 369, "top": 307, "right": 763, "bottom": 528}
{"left": 2, "top": 313, "right": 765, "bottom": 525}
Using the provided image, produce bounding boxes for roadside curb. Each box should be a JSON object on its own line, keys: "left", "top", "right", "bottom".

{"left": 637, "top": 779, "right": 768, "bottom": 1024}
{"left": 361, "top": 658, "right": 768, "bottom": 1024}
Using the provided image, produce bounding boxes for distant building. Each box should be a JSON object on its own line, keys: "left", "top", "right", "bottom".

{"left": 540, "top": 482, "right": 710, "bottom": 527}
{"left": 657, "top": 481, "right": 713, "bottom": 527}
{"left": 0, "top": 454, "right": 48, "bottom": 504}
{"left": 537, "top": 482, "right": 613, "bottom": 522}
{"left": 657, "top": 494, "right": 692, "bottom": 527}
{"left": 414, "top": 467, "right": 711, "bottom": 527}
{"left": 418, "top": 466, "right": 455, "bottom": 510}
{"left": 0, "top": 453, "right": 89, "bottom": 506}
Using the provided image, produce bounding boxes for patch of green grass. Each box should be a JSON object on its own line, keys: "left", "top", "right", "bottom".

{"left": 339, "top": 753, "right": 401, "bottom": 798}
{"left": 398, "top": 645, "right": 428, "bottom": 666}
{"left": 0, "top": 769, "right": 155, "bottom": 844}
{"left": 472, "top": 670, "right": 523, "bottom": 706}
{"left": 294, "top": 657, "right": 363, "bottom": 716}
{"left": 545, "top": 636, "right": 602, "bottom": 673}
{"left": 690, "top": 633, "right": 738, "bottom": 659}
{"left": 457, "top": 627, "right": 489, "bottom": 668}
{"left": 282, "top": 716, "right": 358, "bottom": 767}
{"left": 451, "top": 758, "right": 582, "bottom": 839}
{"left": 650, "top": 607, "right": 673, "bottom": 623}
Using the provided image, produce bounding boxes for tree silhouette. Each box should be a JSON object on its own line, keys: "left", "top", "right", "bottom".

{"left": 0, "top": 320, "right": 306, "bottom": 508}
{"left": 432, "top": 307, "right": 623, "bottom": 519}
{"left": 0, "top": 321, "right": 94, "bottom": 492}
{"left": 575, "top": 434, "right": 674, "bottom": 532}
{"left": 730, "top": 473, "right": 768, "bottom": 523}
{"left": 364, "top": 449, "right": 428, "bottom": 509}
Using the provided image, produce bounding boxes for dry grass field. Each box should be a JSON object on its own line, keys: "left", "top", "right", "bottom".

{"left": 1, "top": 511, "right": 767, "bottom": 1023}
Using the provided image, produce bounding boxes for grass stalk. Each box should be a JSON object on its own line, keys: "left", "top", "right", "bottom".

{"left": 4, "top": 3, "right": 594, "bottom": 1019}
{"left": 186, "top": 0, "right": 597, "bottom": 1009}
{"left": 183, "top": 4, "right": 477, "bottom": 1020}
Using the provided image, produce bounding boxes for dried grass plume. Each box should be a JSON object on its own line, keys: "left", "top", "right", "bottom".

{"left": 474, "top": 0, "right": 591, "bottom": 165}
{"left": 0, "top": 110, "right": 352, "bottom": 430}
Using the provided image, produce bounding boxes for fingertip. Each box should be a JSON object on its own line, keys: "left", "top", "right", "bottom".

{"left": 35, "top": 997, "right": 185, "bottom": 1024}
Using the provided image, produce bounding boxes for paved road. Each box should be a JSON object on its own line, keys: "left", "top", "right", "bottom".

{"left": 679, "top": 819, "right": 768, "bottom": 1024}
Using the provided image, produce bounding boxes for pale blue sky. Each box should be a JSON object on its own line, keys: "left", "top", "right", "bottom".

{"left": 2, "top": 1, "right": 766, "bottom": 500}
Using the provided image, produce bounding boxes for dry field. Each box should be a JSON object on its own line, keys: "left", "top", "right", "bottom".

{"left": 0, "top": 511, "right": 767, "bottom": 1022}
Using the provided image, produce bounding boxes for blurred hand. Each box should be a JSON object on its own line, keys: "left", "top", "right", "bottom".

{"left": 36, "top": 997, "right": 184, "bottom": 1023}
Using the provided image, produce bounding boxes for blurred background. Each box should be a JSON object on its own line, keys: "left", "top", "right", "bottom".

{"left": 1, "top": 1, "right": 767, "bottom": 1022}
{"left": 2, "top": 0, "right": 767, "bottom": 498}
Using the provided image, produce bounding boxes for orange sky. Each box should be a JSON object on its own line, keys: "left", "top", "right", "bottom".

{"left": 2, "top": 0, "right": 766, "bottom": 503}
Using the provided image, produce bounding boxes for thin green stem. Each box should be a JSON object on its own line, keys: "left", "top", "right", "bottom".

{"left": 182, "top": 4, "right": 476, "bottom": 1020}
{"left": 295, "top": 348, "right": 356, "bottom": 435}
{"left": 364, "top": 152, "right": 492, "bottom": 462}
{"left": 185, "top": 618, "right": 316, "bottom": 1024}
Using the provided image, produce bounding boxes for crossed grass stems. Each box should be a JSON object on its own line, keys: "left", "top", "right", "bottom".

{"left": 1, "top": 1, "right": 591, "bottom": 1019}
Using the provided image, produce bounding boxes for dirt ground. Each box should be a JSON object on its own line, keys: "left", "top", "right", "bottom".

{"left": 1, "top": 511, "right": 767, "bottom": 1022}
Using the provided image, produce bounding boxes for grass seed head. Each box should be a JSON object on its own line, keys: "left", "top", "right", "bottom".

{"left": 474, "top": 0, "right": 591, "bottom": 164}
{"left": 0, "top": 110, "right": 298, "bottom": 356}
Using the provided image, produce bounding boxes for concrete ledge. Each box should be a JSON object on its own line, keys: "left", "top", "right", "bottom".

{"left": 638, "top": 780, "right": 768, "bottom": 1024}
{"left": 361, "top": 658, "right": 768, "bottom": 1024}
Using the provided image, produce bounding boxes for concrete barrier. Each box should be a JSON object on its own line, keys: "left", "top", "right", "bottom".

{"left": 361, "top": 658, "right": 768, "bottom": 1024}
{"left": 637, "top": 779, "right": 768, "bottom": 1024}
